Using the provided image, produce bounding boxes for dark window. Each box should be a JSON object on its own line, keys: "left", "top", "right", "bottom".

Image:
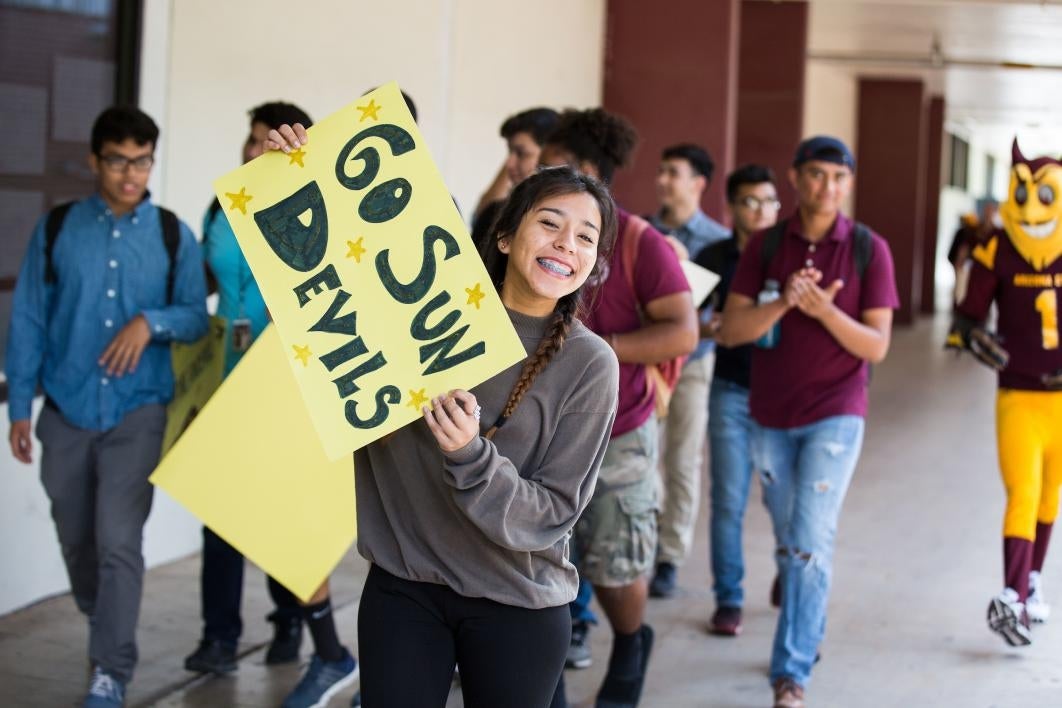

{"left": 0, "top": 0, "right": 142, "bottom": 401}
{"left": 948, "top": 133, "right": 969, "bottom": 191}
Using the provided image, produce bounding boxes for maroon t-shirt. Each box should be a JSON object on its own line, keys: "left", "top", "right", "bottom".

{"left": 583, "top": 208, "right": 690, "bottom": 438}
{"left": 730, "top": 213, "right": 899, "bottom": 429}
{"left": 957, "top": 229, "right": 1062, "bottom": 390}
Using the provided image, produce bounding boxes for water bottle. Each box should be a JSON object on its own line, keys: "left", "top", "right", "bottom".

{"left": 755, "top": 279, "right": 781, "bottom": 349}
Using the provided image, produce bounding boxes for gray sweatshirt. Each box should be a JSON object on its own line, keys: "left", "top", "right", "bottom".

{"left": 355, "top": 308, "right": 619, "bottom": 609}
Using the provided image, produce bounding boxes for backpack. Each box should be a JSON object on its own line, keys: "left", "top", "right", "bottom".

{"left": 619, "top": 214, "right": 688, "bottom": 419}
{"left": 44, "top": 201, "right": 181, "bottom": 303}
{"left": 760, "top": 217, "right": 873, "bottom": 278}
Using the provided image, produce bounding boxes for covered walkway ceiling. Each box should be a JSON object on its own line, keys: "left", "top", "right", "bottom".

{"left": 805, "top": 0, "right": 1062, "bottom": 153}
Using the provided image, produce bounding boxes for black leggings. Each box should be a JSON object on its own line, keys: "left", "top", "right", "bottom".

{"left": 358, "top": 564, "right": 570, "bottom": 708}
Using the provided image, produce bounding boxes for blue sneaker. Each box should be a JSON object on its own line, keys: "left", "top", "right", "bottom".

{"left": 83, "top": 668, "right": 125, "bottom": 707}
{"left": 282, "top": 649, "right": 359, "bottom": 708}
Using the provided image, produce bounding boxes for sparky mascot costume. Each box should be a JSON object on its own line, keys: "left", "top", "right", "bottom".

{"left": 948, "top": 139, "right": 1062, "bottom": 647}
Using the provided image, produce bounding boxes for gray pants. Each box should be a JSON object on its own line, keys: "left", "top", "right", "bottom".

{"left": 37, "top": 403, "right": 165, "bottom": 683}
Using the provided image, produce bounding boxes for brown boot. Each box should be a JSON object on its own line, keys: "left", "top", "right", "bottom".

{"left": 772, "top": 677, "right": 805, "bottom": 708}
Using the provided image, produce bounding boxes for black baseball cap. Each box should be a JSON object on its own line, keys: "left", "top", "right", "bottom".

{"left": 793, "top": 136, "right": 855, "bottom": 172}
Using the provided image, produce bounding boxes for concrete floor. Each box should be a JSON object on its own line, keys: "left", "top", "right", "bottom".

{"left": 3, "top": 314, "right": 1062, "bottom": 707}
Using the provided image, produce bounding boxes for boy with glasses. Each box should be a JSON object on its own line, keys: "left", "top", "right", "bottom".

{"left": 694, "top": 165, "right": 780, "bottom": 636}
{"left": 6, "top": 106, "right": 208, "bottom": 708}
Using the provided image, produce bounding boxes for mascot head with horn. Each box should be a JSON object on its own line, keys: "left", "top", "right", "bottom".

{"left": 1001, "top": 139, "right": 1062, "bottom": 271}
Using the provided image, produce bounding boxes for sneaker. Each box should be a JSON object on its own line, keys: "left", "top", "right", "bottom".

{"left": 709, "top": 606, "right": 743, "bottom": 636}
{"left": 267, "top": 610, "right": 304, "bottom": 664}
{"left": 183, "top": 639, "right": 237, "bottom": 674}
{"left": 594, "top": 624, "right": 654, "bottom": 708}
{"left": 987, "top": 588, "right": 1033, "bottom": 647}
{"left": 83, "top": 668, "right": 125, "bottom": 708}
{"left": 772, "top": 677, "right": 805, "bottom": 708}
{"left": 566, "top": 620, "right": 592, "bottom": 670}
{"left": 770, "top": 574, "right": 782, "bottom": 608}
{"left": 648, "top": 562, "right": 677, "bottom": 598}
{"left": 282, "top": 649, "right": 359, "bottom": 708}
{"left": 1028, "top": 571, "right": 1051, "bottom": 623}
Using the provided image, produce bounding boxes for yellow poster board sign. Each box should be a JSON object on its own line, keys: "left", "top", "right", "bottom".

{"left": 162, "top": 316, "right": 226, "bottom": 454}
{"left": 150, "top": 326, "right": 355, "bottom": 601}
{"left": 213, "top": 82, "right": 525, "bottom": 460}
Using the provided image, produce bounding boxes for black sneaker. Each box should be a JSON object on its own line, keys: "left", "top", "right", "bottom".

{"left": 595, "top": 624, "right": 654, "bottom": 708}
{"left": 184, "top": 639, "right": 237, "bottom": 674}
{"left": 566, "top": 620, "right": 592, "bottom": 670}
{"left": 266, "top": 611, "right": 303, "bottom": 665}
{"left": 648, "top": 562, "right": 677, "bottom": 598}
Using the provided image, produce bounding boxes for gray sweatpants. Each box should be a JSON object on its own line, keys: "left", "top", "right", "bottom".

{"left": 37, "top": 403, "right": 165, "bottom": 683}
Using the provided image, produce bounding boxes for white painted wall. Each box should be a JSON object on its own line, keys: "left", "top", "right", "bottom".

{"left": 152, "top": 0, "right": 605, "bottom": 234}
{"left": 1, "top": 0, "right": 605, "bottom": 615}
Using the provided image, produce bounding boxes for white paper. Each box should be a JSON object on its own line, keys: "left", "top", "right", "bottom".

{"left": 681, "top": 260, "right": 721, "bottom": 308}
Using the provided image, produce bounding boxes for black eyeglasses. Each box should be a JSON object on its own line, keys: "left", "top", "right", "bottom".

{"left": 99, "top": 154, "right": 155, "bottom": 172}
{"left": 738, "top": 196, "right": 781, "bottom": 211}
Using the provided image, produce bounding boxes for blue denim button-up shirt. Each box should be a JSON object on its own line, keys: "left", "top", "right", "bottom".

{"left": 649, "top": 209, "right": 729, "bottom": 360}
{"left": 6, "top": 194, "right": 209, "bottom": 431}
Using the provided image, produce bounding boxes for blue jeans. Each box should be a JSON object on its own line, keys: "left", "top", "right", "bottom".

{"left": 752, "top": 415, "right": 864, "bottom": 687}
{"left": 708, "top": 380, "right": 756, "bottom": 608}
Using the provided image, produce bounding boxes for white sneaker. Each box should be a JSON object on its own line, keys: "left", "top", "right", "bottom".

{"left": 1028, "top": 571, "right": 1051, "bottom": 623}
{"left": 987, "top": 588, "right": 1033, "bottom": 647}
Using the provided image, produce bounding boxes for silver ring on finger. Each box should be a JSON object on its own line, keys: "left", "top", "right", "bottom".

{"left": 473, "top": 405, "right": 482, "bottom": 421}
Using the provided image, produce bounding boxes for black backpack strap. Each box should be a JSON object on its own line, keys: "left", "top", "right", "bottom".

{"left": 759, "top": 218, "right": 788, "bottom": 275}
{"left": 206, "top": 197, "right": 223, "bottom": 226}
{"left": 158, "top": 207, "right": 181, "bottom": 304}
{"left": 43, "top": 202, "right": 75, "bottom": 285}
{"left": 852, "top": 222, "right": 873, "bottom": 279}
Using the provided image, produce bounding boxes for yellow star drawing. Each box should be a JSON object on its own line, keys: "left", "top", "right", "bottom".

{"left": 225, "top": 187, "right": 253, "bottom": 215}
{"left": 288, "top": 147, "right": 306, "bottom": 167}
{"left": 346, "top": 237, "right": 367, "bottom": 263}
{"left": 465, "top": 283, "right": 486, "bottom": 310}
{"left": 407, "top": 388, "right": 429, "bottom": 411}
{"left": 357, "top": 99, "right": 381, "bottom": 122}
{"left": 292, "top": 344, "right": 313, "bottom": 366}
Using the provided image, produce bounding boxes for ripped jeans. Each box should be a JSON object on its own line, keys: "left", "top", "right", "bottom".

{"left": 752, "top": 415, "right": 864, "bottom": 687}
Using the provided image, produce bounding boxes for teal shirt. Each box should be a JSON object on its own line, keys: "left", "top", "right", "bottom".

{"left": 202, "top": 204, "right": 268, "bottom": 376}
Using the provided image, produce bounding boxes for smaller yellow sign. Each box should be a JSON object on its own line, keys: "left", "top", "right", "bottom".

{"left": 162, "top": 316, "right": 226, "bottom": 454}
{"left": 151, "top": 326, "right": 355, "bottom": 601}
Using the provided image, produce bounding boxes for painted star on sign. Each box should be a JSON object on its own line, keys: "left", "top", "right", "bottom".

{"left": 407, "top": 388, "right": 429, "bottom": 411}
{"left": 288, "top": 147, "right": 306, "bottom": 167}
{"left": 346, "top": 237, "right": 367, "bottom": 263}
{"left": 357, "top": 99, "right": 381, "bottom": 122}
{"left": 465, "top": 283, "right": 486, "bottom": 310}
{"left": 292, "top": 344, "right": 313, "bottom": 366}
{"left": 225, "top": 187, "right": 253, "bottom": 215}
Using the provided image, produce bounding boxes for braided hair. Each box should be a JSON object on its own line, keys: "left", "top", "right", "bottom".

{"left": 480, "top": 166, "right": 617, "bottom": 436}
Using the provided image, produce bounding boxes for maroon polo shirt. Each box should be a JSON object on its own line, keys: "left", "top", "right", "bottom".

{"left": 730, "top": 212, "right": 899, "bottom": 429}
{"left": 957, "top": 229, "right": 1062, "bottom": 391}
